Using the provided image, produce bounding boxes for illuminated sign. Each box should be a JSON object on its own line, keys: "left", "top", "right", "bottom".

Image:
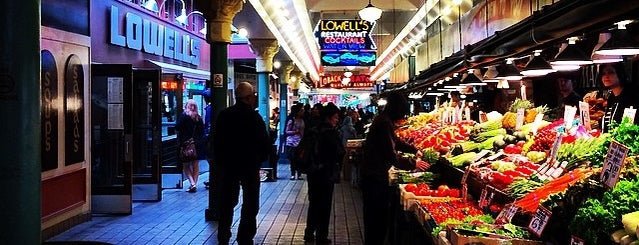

{"left": 161, "top": 81, "right": 178, "bottom": 90}
{"left": 109, "top": 5, "right": 201, "bottom": 65}
{"left": 315, "top": 19, "right": 377, "bottom": 51}
{"left": 319, "top": 74, "right": 374, "bottom": 88}
{"left": 321, "top": 51, "right": 376, "bottom": 66}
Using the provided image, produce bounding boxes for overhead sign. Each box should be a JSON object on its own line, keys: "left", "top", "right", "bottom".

{"left": 321, "top": 51, "right": 376, "bottom": 66}
{"left": 315, "top": 19, "right": 377, "bottom": 66}
{"left": 319, "top": 74, "right": 374, "bottom": 88}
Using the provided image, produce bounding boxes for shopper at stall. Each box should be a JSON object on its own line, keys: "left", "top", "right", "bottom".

{"left": 176, "top": 99, "right": 205, "bottom": 193}
{"left": 361, "top": 91, "right": 430, "bottom": 245}
{"left": 285, "top": 103, "right": 305, "bottom": 180}
{"left": 212, "top": 82, "right": 271, "bottom": 245}
{"left": 599, "top": 62, "right": 639, "bottom": 131}
{"left": 203, "top": 91, "right": 213, "bottom": 189}
{"left": 303, "top": 102, "right": 345, "bottom": 244}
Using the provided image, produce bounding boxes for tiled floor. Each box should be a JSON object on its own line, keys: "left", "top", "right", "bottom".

{"left": 47, "top": 162, "right": 364, "bottom": 245}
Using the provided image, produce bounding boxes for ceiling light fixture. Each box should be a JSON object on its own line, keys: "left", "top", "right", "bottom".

{"left": 550, "top": 37, "right": 593, "bottom": 66}
{"left": 496, "top": 80, "right": 510, "bottom": 89}
{"left": 521, "top": 50, "right": 556, "bottom": 77}
{"left": 358, "top": 0, "right": 382, "bottom": 22}
{"left": 482, "top": 66, "right": 500, "bottom": 82}
{"left": 595, "top": 20, "right": 639, "bottom": 56}
{"left": 495, "top": 58, "right": 523, "bottom": 80}
{"left": 591, "top": 32, "right": 624, "bottom": 63}
{"left": 461, "top": 69, "right": 483, "bottom": 83}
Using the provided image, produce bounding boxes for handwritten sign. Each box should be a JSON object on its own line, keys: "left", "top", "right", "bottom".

{"left": 495, "top": 204, "right": 518, "bottom": 225}
{"left": 623, "top": 107, "right": 636, "bottom": 123}
{"left": 516, "top": 108, "right": 525, "bottom": 130}
{"left": 578, "top": 102, "right": 591, "bottom": 131}
{"left": 531, "top": 113, "right": 545, "bottom": 135}
{"left": 462, "top": 184, "right": 468, "bottom": 202}
{"left": 461, "top": 166, "right": 471, "bottom": 184}
{"left": 479, "top": 111, "right": 488, "bottom": 123}
{"left": 547, "top": 133, "right": 563, "bottom": 165}
{"left": 528, "top": 206, "right": 552, "bottom": 237}
{"left": 600, "top": 141, "right": 629, "bottom": 189}
{"left": 564, "top": 105, "right": 577, "bottom": 130}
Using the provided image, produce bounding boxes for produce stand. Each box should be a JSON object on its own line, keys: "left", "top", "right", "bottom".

{"left": 389, "top": 103, "right": 639, "bottom": 245}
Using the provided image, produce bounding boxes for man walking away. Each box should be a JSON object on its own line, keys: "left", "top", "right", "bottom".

{"left": 212, "top": 82, "right": 270, "bottom": 245}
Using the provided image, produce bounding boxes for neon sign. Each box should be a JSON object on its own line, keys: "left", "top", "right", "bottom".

{"left": 315, "top": 19, "right": 377, "bottom": 56}
{"left": 321, "top": 51, "right": 376, "bottom": 66}
{"left": 319, "top": 74, "right": 374, "bottom": 88}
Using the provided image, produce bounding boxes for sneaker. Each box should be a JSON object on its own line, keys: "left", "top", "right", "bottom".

{"left": 290, "top": 176, "right": 296, "bottom": 180}
{"left": 296, "top": 175, "right": 304, "bottom": 180}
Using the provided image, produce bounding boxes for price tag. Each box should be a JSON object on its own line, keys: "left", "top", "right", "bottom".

{"left": 547, "top": 133, "right": 563, "bottom": 165}
{"left": 623, "top": 107, "right": 637, "bottom": 123}
{"left": 479, "top": 111, "right": 488, "bottom": 123}
{"left": 495, "top": 204, "right": 518, "bottom": 225}
{"left": 528, "top": 206, "right": 552, "bottom": 237}
{"left": 471, "top": 150, "right": 491, "bottom": 163}
{"left": 578, "top": 102, "right": 591, "bottom": 131}
{"left": 516, "top": 108, "right": 525, "bottom": 130}
{"left": 479, "top": 187, "right": 489, "bottom": 208}
{"left": 461, "top": 184, "right": 468, "bottom": 202}
{"left": 465, "top": 107, "right": 471, "bottom": 121}
{"left": 600, "top": 141, "right": 629, "bottom": 189}
{"left": 570, "top": 236, "right": 585, "bottom": 245}
{"left": 461, "top": 166, "right": 471, "bottom": 184}
{"left": 531, "top": 113, "right": 545, "bottom": 135}
{"left": 564, "top": 105, "right": 577, "bottom": 130}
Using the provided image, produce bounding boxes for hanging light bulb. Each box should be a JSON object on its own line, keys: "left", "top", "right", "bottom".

{"left": 550, "top": 37, "right": 593, "bottom": 66}
{"left": 591, "top": 32, "right": 624, "bottom": 63}
{"left": 595, "top": 20, "right": 639, "bottom": 56}
{"left": 521, "top": 50, "right": 556, "bottom": 77}
{"left": 358, "top": 0, "right": 382, "bottom": 22}
{"left": 495, "top": 58, "right": 523, "bottom": 80}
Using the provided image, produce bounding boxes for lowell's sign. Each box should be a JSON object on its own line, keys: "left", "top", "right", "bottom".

{"left": 109, "top": 5, "right": 201, "bottom": 66}
{"left": 315, "top": 19, "right": 377, "bottom": 66}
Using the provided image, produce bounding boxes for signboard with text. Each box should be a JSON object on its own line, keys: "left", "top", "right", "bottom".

{"left": 319, "top": 74, "right": 374, "bottom": 88}
{"left": 315, "top": 19, "right": 377, "bottom": 66}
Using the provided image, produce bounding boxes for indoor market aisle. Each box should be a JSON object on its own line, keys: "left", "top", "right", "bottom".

{"left": 46, "top": 162, "right": 365, "bottom": 245}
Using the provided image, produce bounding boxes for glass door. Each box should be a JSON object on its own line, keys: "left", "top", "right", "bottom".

{"left": 90, "top": 64, "right": 133, "bottom": 214}
{"left": 131, "top": 69, "right": 162, "bottom": 201}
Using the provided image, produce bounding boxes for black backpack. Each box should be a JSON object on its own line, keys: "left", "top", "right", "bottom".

{"left": 293, "top": 127, "right": 320, "bottom": 174}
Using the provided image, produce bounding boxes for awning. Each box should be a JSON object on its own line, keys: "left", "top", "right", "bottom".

{"left": 145, "top": 60, "right": 210, "bottom": 80}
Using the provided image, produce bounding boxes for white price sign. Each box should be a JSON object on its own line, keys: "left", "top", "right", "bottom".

{"left": 461, "top": 166, "right": 471, "bottom": 184}
{"left": 528, "top": 206, "right": 552, "bottom": 237}
{"left": 531, "top": 113, "right": 545, "bottom": 135}
{"left": 547, "top": 133, "right": 563, "bottom": 164}
{"left": 578, "top": 101, "right": 591, "bottom": 131}
{"left": 495, "top": 204, "right": 518, "bottom": 225}
{"left": 600, "top": 141, "right": 629, "bottom": 189}
{"left": 564, "top": 105, "right": 577, "bottom": 130}
{"left": 623, "top": 107, "right": 637, "bottom": 123}
{"left": 516, "top": 108, "right": 525, "bottom": 130}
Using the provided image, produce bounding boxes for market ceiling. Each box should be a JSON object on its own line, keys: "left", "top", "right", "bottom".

{"left": 233, "top": 0, "right": 455, "bottom": 83}
{"left": 232, "top": 0, "right": 639, "bottom": 89}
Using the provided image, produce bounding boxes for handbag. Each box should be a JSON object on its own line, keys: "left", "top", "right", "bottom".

{"left": 179, "top": 124, "right": 198, "bottom": 162}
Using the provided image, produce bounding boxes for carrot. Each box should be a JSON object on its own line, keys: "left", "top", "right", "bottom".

{"left": 513, "top": 168, "right": 594, "bottom": 212}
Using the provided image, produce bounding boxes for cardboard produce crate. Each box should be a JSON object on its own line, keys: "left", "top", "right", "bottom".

{"left": 447, "top": 226, "right": 543, "bottom": 245}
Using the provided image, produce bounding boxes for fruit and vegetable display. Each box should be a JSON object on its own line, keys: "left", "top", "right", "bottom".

{"left": 389, "top": 103, "right": 639, "bottom": 245}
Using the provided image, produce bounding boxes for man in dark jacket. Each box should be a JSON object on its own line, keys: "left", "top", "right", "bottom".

{"left": 212, "top": 82, "right": 270, "bottom": 245}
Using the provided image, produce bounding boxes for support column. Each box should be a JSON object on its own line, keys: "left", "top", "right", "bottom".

{"left": 278, "top": 62, "right": 294, "bottom": 150}
{"left": 249, "top": 39, "right": 279, "bottom": 127}
{"left": 196, "top": 0, "right": 243, "bottom": 221}
{"left": 0, "top": 1, "right": 41, "bottom": 243}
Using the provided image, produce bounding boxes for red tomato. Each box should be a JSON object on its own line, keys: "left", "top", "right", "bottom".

{"left": 437, "top": 185, "right": 450, "bottom": 191}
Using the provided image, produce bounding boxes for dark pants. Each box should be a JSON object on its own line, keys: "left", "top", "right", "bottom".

{"left": 216, "top": 164, "right": 261, "bottom": 245}
{"left": 285, "top": 145, "right": 301, "bottom": 177}
{"left": 361, "top": 177, "right": 390, "bottom": 245}
{"left": 305, "top": 172, "right": 335, "bottom": 240}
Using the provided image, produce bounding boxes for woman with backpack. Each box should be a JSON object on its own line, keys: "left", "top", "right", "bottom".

{"left": 285, "top": 103, "right": 306, "bottom": 180}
